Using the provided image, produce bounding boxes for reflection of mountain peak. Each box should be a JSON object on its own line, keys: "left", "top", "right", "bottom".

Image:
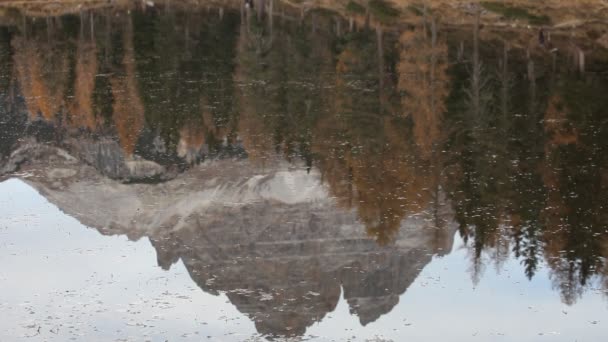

{"left": 349, "top": 296, "right": 400, "bottom": 326}
{"left": 153, "top": 201, "right": 455, "bottom": 336}
{"left": 4, "top": 140, "right": 457, "bottom": 337}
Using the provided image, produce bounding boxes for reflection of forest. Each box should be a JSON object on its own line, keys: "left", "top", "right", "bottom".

{"left": 1, "top": 3, "right": 608, "bottom": 307}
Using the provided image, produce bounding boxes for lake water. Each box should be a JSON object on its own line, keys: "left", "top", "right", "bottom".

{"left": 0, "top": 2, "right": 607, "bottom": 341}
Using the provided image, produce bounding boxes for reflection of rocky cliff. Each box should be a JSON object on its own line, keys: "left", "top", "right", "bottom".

{"left": 1, "top": 140, "right": 457, "bottom": 337}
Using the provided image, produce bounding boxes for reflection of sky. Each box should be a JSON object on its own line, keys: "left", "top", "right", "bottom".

{"left": 0, "top": 179, "right": 606, "bottom": 341}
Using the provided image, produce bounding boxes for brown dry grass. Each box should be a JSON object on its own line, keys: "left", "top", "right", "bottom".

{"left": 1, "top": 0, "right": 607, "bottom": 27}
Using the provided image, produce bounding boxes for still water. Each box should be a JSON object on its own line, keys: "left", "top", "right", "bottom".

{"left": 0, "top": 1, "right": 608, "bottom": 341}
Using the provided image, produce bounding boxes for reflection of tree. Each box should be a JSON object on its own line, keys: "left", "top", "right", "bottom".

{"left": 314, "top": 29, "right": 436, "bottom": 245}
{"left": 68, "top": 14, "right": 98, "bottom": 130}
{"left": 397, "top": 17, "right": 448, "bottom": 158}
{"left": 0, "top": 27, "right": 25, "bottom": 160}
{"left": 442, "top": 20, "right": 608, "bottom": 300}
{"left": 235, "top": 15, "right": 449, "bottom": 245}
{"left": 235, "top": 9, "right": 332, "bottom": 165}
{"left": 177, "top": 109, "right": 209, "bottom": 165}
{"left": 466, "top": 10, "right": 492, "bottom": 124}
{"left": 133, "top": 8, "right": 240, "bottom": 152}
{"left": 444, "top": 14, "right": 504, "bottom": 281}
{"left": 13, "top": 21, "right": 70, "bottom": 121}
{"left": 443, "top": 14, "right": 548, "bottom": 283}
{"left": 540, "top": 80, "right": 608, "bottom": 304}
{"left": 234, "top": 14, "right": 277, "bottom": 162}
{"left": 109, "top": 16, "right": 144, "bottom": 156}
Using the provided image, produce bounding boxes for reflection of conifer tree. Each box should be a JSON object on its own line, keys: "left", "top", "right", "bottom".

{"left": 88, "top": 9, "right": 115, "bottom": 126}
{"left": 236, "top": 9, "right": 332, "bottom": 164}
{"left": 499, "top": 42, "right": 512, "bottom": 118}
{"left": 443, "top": 11, "right": 547, "bottom": 282}
{"left": 541, "top": 78, "right": 608, "bottom": 304}
{"left": 520, "top": 223, "right": 541, "bottom": 280}
{"left": 466, "top": 9, "right": 492, "bottom": 125}
{"left": 133, "top": 8, "right": 240, "bottom": 151}
{"left": 444, "top": 29, "right": 608, "bottom": 297}
{"left": 446, "top": 10, "right": 501, "bottom": 278}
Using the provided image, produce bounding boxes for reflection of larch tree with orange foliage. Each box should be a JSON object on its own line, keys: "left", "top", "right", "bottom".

{"left": 177, "top": 116, "right": 206, "bottom": 164}
{"left": 13, "top": 32, "right": 69, "bottom": 121}
{"left": 110, "top": 17, "right": 144, "bottom": 156}
{"left": 314, "top": 31, "right": 436, "bottom": 245}
{"left": 177, "top": 103, "right": 229, "bottom": 164}
{"left": 397, "top": 18, "right": 448, "bottom": 159}
{"left": 68, "top": 19, "right": 99, "bottom": 130}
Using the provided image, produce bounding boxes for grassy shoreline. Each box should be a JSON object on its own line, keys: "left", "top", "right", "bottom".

{"left": 0, "top": 0, "right": 606, "bottom": 30}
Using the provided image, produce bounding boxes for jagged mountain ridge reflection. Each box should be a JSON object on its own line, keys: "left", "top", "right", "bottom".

{"left": 7, "top": 148, "right": 458, "bottom": 337}
{"left": 0, "top": 2, "right": 608, "bottom": 337}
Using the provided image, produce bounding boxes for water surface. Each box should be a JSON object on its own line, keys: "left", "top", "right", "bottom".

{"left": 0, "top": 2, "right": 608, "bottom": 341}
